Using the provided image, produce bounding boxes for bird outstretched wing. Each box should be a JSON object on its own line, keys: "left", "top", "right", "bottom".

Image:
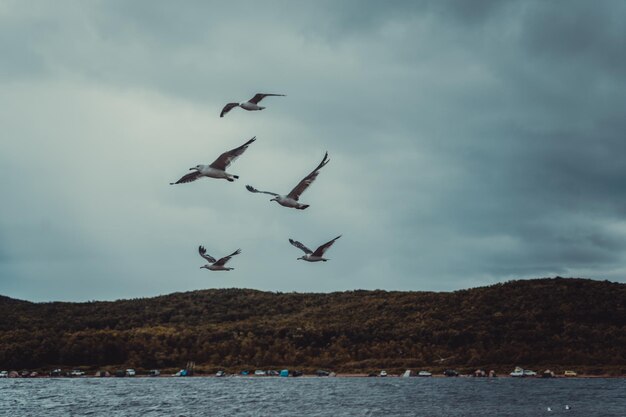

{"left": 312, "top": 235, "right": 341, "bottom": 257}
{"left": 171, "top": 170, "right": 202, "bottom": 185}
{"left": 214, "top": 249, "right": 241, "bottom": 266}
{"left": 220, "top": 102, "right": 240, "bottom": 117}
{"left": 287, "top": 152, "right": 329, "bottom": 200}
{"left": 289, "top": 239, "right": 313, "bottom": 254}
{"left": 248, "top": 93, "right": 285, "bottom": 104}
{"left": 210, "top": 137, "right": 256, "bottom": 170}
{"left": 245, "top": 184, "right": 279, "bottom": 197}
{"left": 198, "top": 246, "right": 217, "bottom": 263}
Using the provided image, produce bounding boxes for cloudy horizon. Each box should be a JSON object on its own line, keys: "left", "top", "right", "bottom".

{"left": 1, "top": 0, "right": 625, "bottom": 302}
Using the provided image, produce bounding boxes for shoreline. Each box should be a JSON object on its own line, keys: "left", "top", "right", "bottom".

{"left": 2, "top": 373, "right": 623, "bottom": 379}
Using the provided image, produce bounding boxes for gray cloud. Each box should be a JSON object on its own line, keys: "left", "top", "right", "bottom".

{"left": 1, "top": 0, "right": 625, "bottom": 301}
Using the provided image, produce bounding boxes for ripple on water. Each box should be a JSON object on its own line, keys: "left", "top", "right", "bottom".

{"left": 0, "top": 377, "right": 624, "bottom": 416}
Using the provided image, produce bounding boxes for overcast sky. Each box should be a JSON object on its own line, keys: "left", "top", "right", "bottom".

{"left": 1, "top": 0, "right": 625, "bottom": 301}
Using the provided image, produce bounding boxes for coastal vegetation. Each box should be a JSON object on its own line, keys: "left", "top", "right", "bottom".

{"left": 1, "top": 278, "right": 625, "bottom": 374}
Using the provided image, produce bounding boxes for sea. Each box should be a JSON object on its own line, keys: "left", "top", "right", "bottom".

{"left": 1, "top": 377, "right": 624, "bottom": 416}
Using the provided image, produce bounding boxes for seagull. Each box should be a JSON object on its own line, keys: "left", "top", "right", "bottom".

{"left": 220, "top": 93, "right": 285, "bottom": 117}
{"left": 198, "top": 246, "right": 241, "bottom": 271}
{"left": 289, "top": 235, "right": 341, "bottom": 262}
{"left": 565, "top": 405, "right": 570, "bottom": 410}
{"left": 170, "top": 137, "right": 255, "bottom": 185}
{"left": 246, "top": 152, "right": 329, "bottom": 210}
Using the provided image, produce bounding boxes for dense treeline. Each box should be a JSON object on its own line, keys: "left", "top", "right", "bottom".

{"left": 1, "top": 278, "right": 625, "bottom": 373}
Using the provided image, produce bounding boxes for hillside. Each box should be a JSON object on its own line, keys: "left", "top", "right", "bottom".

{"left": 1, "top": 278, "right": 625, "bottom": 373}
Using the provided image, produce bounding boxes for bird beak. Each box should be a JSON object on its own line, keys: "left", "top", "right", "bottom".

{"left": 189, "top": 167, "right": 195, "bottom": 171}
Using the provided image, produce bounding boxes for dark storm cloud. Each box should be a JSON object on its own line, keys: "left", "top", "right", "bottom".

{"left": 521, "top": 1, "right": 626, "bottom": 73}
{"left": 1, "top": 0, "right": 625, "bottom": 301}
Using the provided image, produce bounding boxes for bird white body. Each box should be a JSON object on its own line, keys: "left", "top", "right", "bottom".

{"left": 201, "top": 264, "right": 234, "bottom": 271}
{"left": 196, "top": 165, "right": 237, "bottom": 181}
{"left": 297, "top": 254, "right": 327, "bottom": 262}
{"left": 271, "top": 196, "right": 309, "bottom": 210}
{"left": 240, "top": 102, "right": 265, "bottom": 111}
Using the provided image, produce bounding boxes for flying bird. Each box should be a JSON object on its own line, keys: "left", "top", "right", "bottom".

{"left": 246, "top": 152, "right": 329, "bottom": 209}
{"left": 289, "top": 235, "right": 341, "bottom": 262}
{"left": 220, "top": 93, "right": 285, "bottom": 117}
{"left": 198, "top": 246, "right": 241, "bottom": 271}
{"left": 170, "top": 137, "right": 255, "bottom": 185}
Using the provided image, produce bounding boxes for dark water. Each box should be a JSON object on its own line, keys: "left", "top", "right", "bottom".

{"left": 1, "top": 377, "right": 624, "bottom": 416}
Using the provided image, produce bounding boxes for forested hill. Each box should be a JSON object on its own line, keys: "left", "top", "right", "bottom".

{"left": 1, "top": 278, "right": 625, "bottom": 373}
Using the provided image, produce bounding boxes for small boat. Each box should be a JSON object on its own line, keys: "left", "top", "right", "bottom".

{"left": 148, "top": 370, "right": 160, "bottom": 377}
{"left": 379, "top": 370, "right": 388, "bottom": 377}
{"left": 418, "top": 371, "right": 432, "bottom": 377}
{"left": 402, "top": 370, "right": 413, "bottom": 378}
{"left": 510, "top": 367, "right": 525, "bottom": 377}
{"left": 279, "top": 369, "right": 289, "bottom": 377}
{"left": 215, "top": 370, "right": 226, "bottom": 377}
{"left": 254, "top": 370, "right": 267, "bottom": 376}
{"left": 443, "top": 369, "right": 459, "bottom": 377}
